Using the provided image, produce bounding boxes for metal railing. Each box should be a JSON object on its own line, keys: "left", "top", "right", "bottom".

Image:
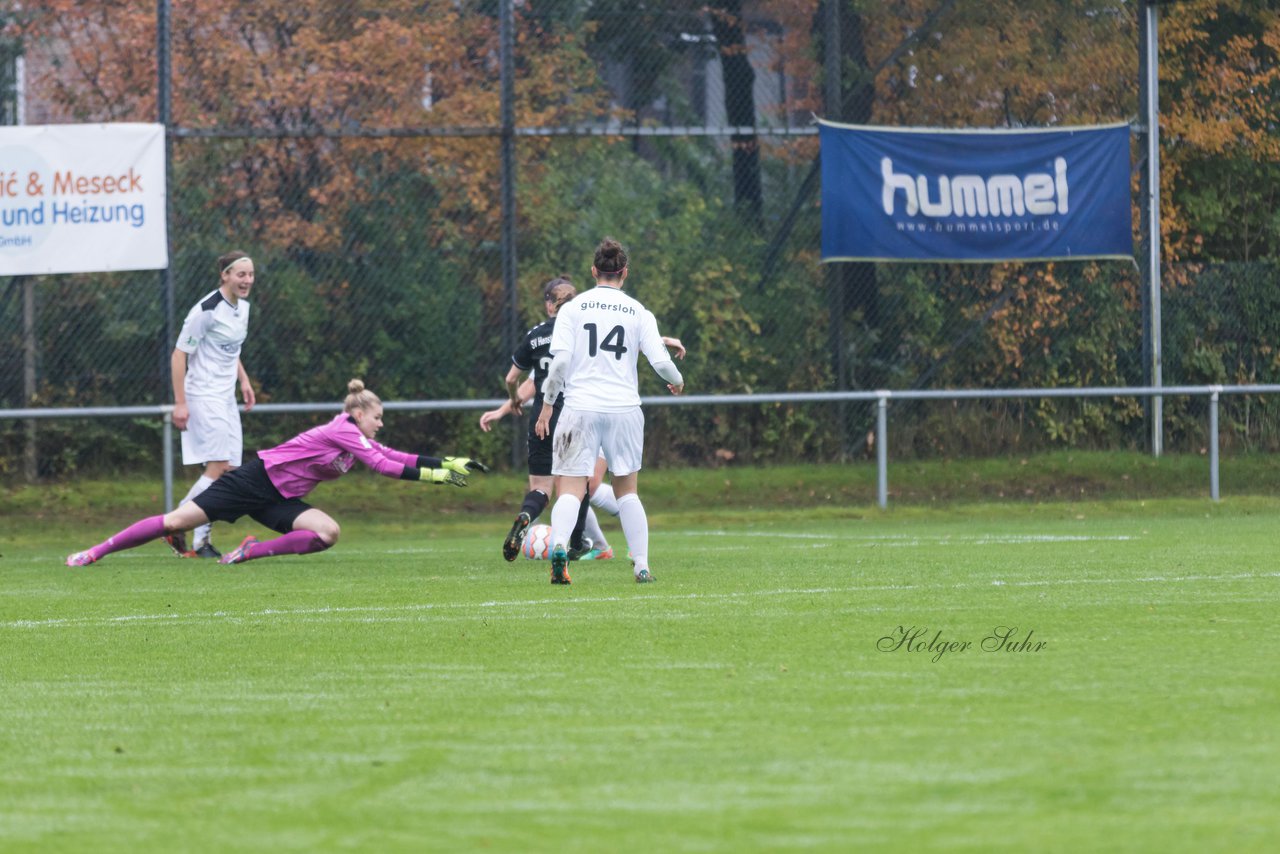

{"left": 5, "top": 384, "right": 1277, "bottom": 508}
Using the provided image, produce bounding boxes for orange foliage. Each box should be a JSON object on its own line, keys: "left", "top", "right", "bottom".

{"left": 1157, "top": 0, "right": 1280, "bottom": 260}
{"left": 11, "top": 1, "right": 606, "bottom": 254}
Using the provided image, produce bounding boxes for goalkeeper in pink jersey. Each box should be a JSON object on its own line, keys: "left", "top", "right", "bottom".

{"left": 66, "top": 379, "right": 488, "bottom": 567}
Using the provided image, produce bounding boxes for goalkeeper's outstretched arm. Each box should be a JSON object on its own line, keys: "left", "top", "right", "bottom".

{"left": 396, "top": 454, "right": 489, "bottom": 487}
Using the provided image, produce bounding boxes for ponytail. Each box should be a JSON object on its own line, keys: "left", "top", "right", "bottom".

{"left": 344, "top": 379, "right": 381, "bottom": 414}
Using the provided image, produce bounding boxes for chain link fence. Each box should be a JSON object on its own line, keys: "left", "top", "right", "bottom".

{"left": 2, "top": 1, "right": 1277, "bottom": 481}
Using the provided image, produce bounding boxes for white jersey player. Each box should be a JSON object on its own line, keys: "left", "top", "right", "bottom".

{"left": 167, "top": 251, "right": 258, "bottom": 559}
{"left": 536, "top": 237, "right": 684, "bottom": 584}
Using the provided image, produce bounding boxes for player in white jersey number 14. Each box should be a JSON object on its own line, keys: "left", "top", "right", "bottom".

{"left": 536, "top": 237, "right": 684, "bottom": 585}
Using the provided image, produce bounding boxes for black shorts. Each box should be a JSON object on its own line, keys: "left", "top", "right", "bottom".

{"left": 527, "top": 398, "right": 562, "bottom": 477}
{"left": 191, "top": 457, "right": 314, "bottom": 534}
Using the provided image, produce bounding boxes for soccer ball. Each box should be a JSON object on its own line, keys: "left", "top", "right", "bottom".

{"left": 522, "top": 524, "right": 553, "bottom": 560}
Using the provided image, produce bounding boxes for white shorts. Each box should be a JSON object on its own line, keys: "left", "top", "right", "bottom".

{"left": 552, "top": 406, "right": 644, "bottom": 478}
{"left": 181, "top": 395, "right": 243, "bottom": 466}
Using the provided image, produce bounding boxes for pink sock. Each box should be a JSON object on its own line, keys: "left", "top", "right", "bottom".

{"left": 91, "top": 515, "right": 167, "bottom": 560}
{"left": 245, "top": 530, "right": 329, "bottom": 561}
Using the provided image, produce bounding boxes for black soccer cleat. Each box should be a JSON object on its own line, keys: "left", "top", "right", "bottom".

{"left": 503, "top": 512, "right": 532, "bottom": 562}
{"left": 193, "top": 542, "right": 222, "bottom": 559}
{"left": 567, "top": 537, "right": 594, "bottom": 562}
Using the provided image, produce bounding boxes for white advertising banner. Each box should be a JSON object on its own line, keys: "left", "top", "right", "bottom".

{"left": 0, "top": 123, "right": 168, "bottom": 275}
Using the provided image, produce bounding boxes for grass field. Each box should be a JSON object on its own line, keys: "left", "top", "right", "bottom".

{"left": 2, "top": 459, "right": 1279, "bottom": 852}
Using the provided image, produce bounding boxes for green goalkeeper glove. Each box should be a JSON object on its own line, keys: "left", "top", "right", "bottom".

{"left": 422, "top": 468, "right": 468, "bottom": 487}
{"left": 442, "top": 456, "right": 490, "bottom": 475}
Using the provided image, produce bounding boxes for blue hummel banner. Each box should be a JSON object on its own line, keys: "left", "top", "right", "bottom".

{"left": 819, "top": 121, "right": 1132, "bottom": 262}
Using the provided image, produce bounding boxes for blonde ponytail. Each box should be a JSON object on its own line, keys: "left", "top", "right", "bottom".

{"left": 344, "top": 379, "right": 381, "bottom": 414}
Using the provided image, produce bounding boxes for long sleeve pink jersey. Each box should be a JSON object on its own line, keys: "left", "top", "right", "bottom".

{"left": 257, "top": 413, "right": 419, "bottom": 499}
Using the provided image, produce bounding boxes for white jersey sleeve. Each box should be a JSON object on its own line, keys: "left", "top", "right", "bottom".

{"left": 637, "top": 309, "right": 681, "bottom": 385}
{"left": 175, "top": 301, "right": 214, "bottom": 355}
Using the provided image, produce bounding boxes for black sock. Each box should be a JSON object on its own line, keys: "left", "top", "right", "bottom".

{"left": 569, "top": 492, "right": 591, "bottom": 550}
{"left": 520, "top": 489, "right": 548, "bottom": 521}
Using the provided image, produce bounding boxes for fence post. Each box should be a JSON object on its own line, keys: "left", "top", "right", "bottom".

{"left": 876, "top": 392, "right": 889, "bottom": 508}
{"left": 1209, "top": 387, "right": 1220, "bottom": 501}
{"left": 1140, "top": 1, "right": 1164, "bottom": 457}
{"left": 499, "top": 0, "right": 522, "bottom": 470}
{"left": 157, "top": 0, "right": 176, "bottom": 453}
{"left": 22, "top": 275, "right": 36, "bottom": 482}
{"left": 163, "top": 409, "right": 174, "bottom": 510}
{"left": 824, "top": 0, "right": 849, "bottom": 460}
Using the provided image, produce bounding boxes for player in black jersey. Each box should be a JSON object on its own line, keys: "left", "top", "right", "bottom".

{"left": 493, "top": 276, "right": 598, "bottom": 561}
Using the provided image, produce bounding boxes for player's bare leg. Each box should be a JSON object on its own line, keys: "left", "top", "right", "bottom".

{"left": 69, "top": 503, "right": 210, "bottom": 567}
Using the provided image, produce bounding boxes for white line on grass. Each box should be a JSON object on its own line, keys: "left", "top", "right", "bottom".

{"left": 682, "top": 531, "right": 1137, "bottom": 543}
{"left": 5, "top": 571, "right": 1277, "bottom": 631}
{"left": 43, "top": 532, "right": 1135, "bottom": 565}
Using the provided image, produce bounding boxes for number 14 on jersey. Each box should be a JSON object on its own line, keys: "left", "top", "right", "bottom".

{"left": 584, "top": 323, "right": 627, "bottom": 360}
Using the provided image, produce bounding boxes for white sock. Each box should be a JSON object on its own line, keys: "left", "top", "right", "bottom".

{"left": 180, "top": 474, "right": 214, "bottom": 506}
{"left": 590, "top": 483, "right": 620, "bottom": 517}
{"left": 582, "top": 508, "right": 609, "bottom": 551}
{"left": 617, "top": 493, "right": 648, "bottom": 571}
{"left": 549, "top": 494, "right": 582, "bottom": 552}
{"left": 183, "top": 475, "right": 216, "bottom": 547}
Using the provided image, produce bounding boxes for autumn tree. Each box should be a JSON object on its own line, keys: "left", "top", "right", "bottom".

{"left": 6, "top": 0, "right": 610, "bottom": 411}
{"left": 7, "top": 0, "right": 1278, "bottom": 461}
{"left": 12, "top": 0, "right": 604, "bottom": 256}
{"left": 1160, "top": 0, "right": 1280, "bottom": 262}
